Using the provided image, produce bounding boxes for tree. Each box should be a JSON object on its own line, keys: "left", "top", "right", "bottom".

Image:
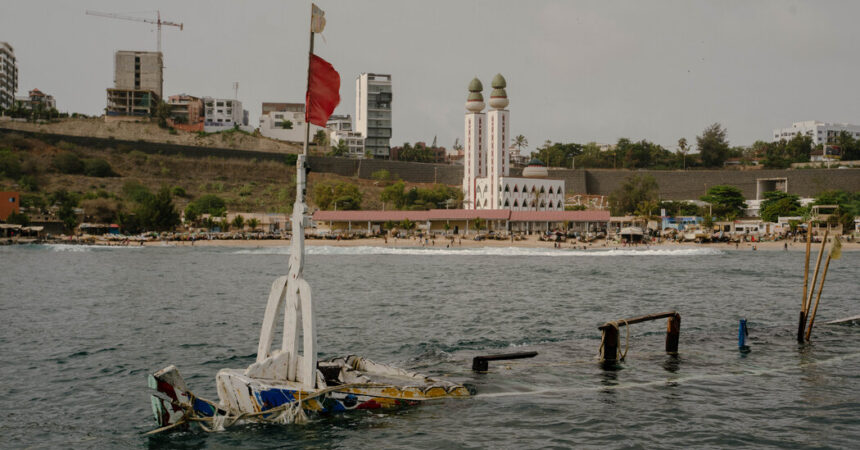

{"left": 231, "top": 214, "right": 245, "bottom": 231}
{"left": 697, "top": 123, "right": 730, "bottom": 167}
{"left": 814, "top": 190, "right": 860, "bottom": 234}
{"left": 313, "top": 130, "right": 328, "bottom": 148}
{"left": 534, "top": 142, "right": 583, "bottom": 167}
{"left": 328, "top": 139, "right": 348, "bottom": 157}
{"left": 136, "top": 186, "right": 180, "bottom": 231}
{"left": 512, "top": 134, "right": 528, "bottom": 160}
{"left": 473, "top": 217, "right": 486, "bottom": 231}
{"left": 608, "top": 174, "right": 659, "bottom": 216}
{"left": 380, "top": 180, "right": 406, "bottom": 209}
{"left": 83, "top": 158, "right": 117, "bottom": 177}
{"left": 677, "top": 137, "right": 689, "bottom": 170}
{"left": 189, "top": 194, "right": 227, "bottom": 216}
{"left": 700, "top": 185, "right": 745, "bottom": 220}
{"left": 155, "top": 101, "right": 171, "bottom": 128}
{"left": 281, "top": 120, "right": 293, "bottom": 130}
{"left": 6, "top": 211, "right": 29, "bottom": 226}
{"left": 247, "top": 218, "right": 260, "bottom": 231}
{"left": 313, "top": 180, "right": 362, "bottom": 210}
{"left": 759, "top": 191, "right": 801, "bottom": 223}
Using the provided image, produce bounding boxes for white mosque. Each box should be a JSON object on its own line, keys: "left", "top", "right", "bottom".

{"left": 462, "top": 75, "right": 565, "bottom": 211}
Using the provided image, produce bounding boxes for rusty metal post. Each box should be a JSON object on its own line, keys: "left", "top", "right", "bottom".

{"left": 665, "top": 313, "right": 681, "bottom": 354}
{"left": 601, "top": 325, "right": 619, "bottom": 363}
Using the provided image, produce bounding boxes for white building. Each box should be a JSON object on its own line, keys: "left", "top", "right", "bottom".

{"left": 462, "top": 75, "right": 564, "bottom": 211}
{"left": 203, "top": 97, "right": 250, "bottom": 132}
{"left": 328, "top": 114, "right": 365, "bottom": 157}
{"left": 773, "top": 121, "right": 860, "bottom": 146}
{"left": 355, "top": 73, "right": 392, "bottom": 158}
{"left": 258, "top": 102, "right": 326, "bottom": 142}
{"left": 0, "top": 42, "right": 17, "bottom": 111}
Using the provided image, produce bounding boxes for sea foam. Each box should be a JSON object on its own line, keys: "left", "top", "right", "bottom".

{"left": 233, "top": 245, "right": 724, "bottom": 257}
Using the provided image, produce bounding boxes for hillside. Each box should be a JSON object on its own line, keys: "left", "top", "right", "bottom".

{"left": 0, "top": 117, "right": 302, "bottom": 154}
{"left": 0, "top": 132, "right": 438, "bottom": 226}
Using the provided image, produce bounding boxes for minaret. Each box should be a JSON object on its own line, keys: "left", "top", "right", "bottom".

{"left": 463, "top": 77, "right": 486, "bottom": 210}
{"left": 487, "top": 73, "right": 510, "bottom": 209}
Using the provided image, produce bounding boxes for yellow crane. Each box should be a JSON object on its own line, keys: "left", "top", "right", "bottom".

{"left": 85, "top": 10, "right": 183, "bottom": 53}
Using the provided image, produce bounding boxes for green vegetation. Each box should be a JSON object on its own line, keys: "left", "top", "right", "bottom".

{"left": 83, "top": 158, "right": 116, "bottom": 177}
{"left": 608, "top": 174, "right": 659, "bottom": 216}
{"left": 313, "top": 180, "right": 363, "bottom": 210}
{"left": 134, "top": 186, "right": 180, "bottom": 231}
{"left": 759, "top": 191, "right": 802, "bottom": 223}
{"left": 392, "top": 142, "right": 440, "bottom": 163}
{"left": 6, "top": 211, "right": 30, "bottom": 226}
{"left": 814, "top": 190, "right": 860, "bottom": 233}
{"left": 328, "top": 139, "right": 348, "bottom": 157}
{"left": 658, "top": 200, "right": 700, "bottom": 217}
{"left": 697, "top": 123, "right": 730, "bottom": 167}
{"left": 379, "top": 181, "right": 461, "bottom": 210}
{"left": 700, "top": 185, "right": 746, "bottom": 220}
{"left": 52, "top": 152, "right": 85, "bottom": 174}
{"left": 371, "top": 169, "right": 392, "bottom": 183}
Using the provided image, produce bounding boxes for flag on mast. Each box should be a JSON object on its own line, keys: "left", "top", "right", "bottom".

{"left": 306, "top": 54, "right": 341, "bottom": 127}
{"left": 311, "top": 3, "right": 326, "bottom": 33}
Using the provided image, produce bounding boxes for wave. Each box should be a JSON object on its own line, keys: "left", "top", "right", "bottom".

{"left": 43, "top": 244, "right": 144, "bottom": 252}
{"left": 233, "top": 245, "right": 724, "bottom": 257}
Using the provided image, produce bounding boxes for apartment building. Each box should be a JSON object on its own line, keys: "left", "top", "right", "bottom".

{"left": 258, "top": 102, "right": 326, "bottom": 142}
{"left": 106, "top": 51, "right": 163, "bottom": 119}
{"left": 355, "top": 73, "right": 392, "bottom": 159}
{"left": 202, "top": 97, "right": 248, "bottom": 132}
{"left": 773, "top": 121, "right": 860, "bottom": 146}
{"left": 0, "top": 42, "right": 18, "bottom": 111}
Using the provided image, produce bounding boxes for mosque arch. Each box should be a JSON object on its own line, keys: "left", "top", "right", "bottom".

{"left": 504, "top": 184, "right": 510, "bottom": 192}
{"left": 513, "top": 185, "right": 519, "bottom": 193}
{"left": 504, "top": 199, "right": 509, "bottom": 207}
{"left": 513, "top": 199, "right": 519, "bottom": 207}
{"left": 540, "top": 186, "right": 545, "bottom": 193}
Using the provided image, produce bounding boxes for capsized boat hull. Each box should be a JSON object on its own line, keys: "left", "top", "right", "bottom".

{"left": 217, "top": 355, "right": 470, "bottom": 415}
{"left": 149, "top": 355, "right": 470, "bottom": 430}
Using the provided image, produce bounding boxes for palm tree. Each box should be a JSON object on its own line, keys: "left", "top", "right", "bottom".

{"left": 677, "top": 137, "right": 689, "bottom": 170}
{"left": 512, "top": 135, "right": 528, "bottom": 163}
{"left": 231, "top": 214, "right": 245, "bottom": 231}
{"left": 247, "top": 217, "right": 260, "bottom": 231}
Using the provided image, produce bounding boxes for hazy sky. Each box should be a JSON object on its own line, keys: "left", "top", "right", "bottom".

{"left": 4, "top": 0, "right": 860, "bottom": 150}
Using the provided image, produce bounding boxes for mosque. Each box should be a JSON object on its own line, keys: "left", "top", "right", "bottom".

{"left": 462, "top": 75, "right": 565, "bottom": 211}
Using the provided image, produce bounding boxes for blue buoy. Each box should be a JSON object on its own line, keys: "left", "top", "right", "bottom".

{"left": 738, "top": 319, "right": 750, "bottom": 353}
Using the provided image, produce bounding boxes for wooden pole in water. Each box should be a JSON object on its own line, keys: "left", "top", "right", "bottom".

{"left": 797, "top": 221, "right": 813, "bottom": 342}
{"left": 666, "top": 313, "right": 681, "bottom": 354}
{"left": 805, "top": 238, "right": 841, "bottom": 341}
{"left": 601, "top": 325, "right": 619, "bottom": 363}
{"left": 803, "top": 227, "right": 829, "bottom": 336}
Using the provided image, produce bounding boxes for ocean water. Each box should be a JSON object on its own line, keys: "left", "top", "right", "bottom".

{"left": 1, "top": 244, "right": 858, "bottom": 449}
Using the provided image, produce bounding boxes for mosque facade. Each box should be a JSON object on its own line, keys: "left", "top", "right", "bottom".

{"left": 462, "top": 75, "right": 565, "bottom": 211}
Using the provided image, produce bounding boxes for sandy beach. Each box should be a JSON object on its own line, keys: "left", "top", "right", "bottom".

{"left": 140, "top": 235, "right": 860, "bottom": 251}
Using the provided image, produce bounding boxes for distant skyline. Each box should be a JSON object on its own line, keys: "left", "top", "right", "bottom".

{"left": 4, "top": 0, "right": 860, "bottom": 150}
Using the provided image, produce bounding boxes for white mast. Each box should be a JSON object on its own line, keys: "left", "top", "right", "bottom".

{"left": 254, "top": 4, "right": 324, "bottom": 389}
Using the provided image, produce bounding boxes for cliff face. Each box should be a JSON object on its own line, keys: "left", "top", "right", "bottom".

{"left": 0, "top": 118, "right": 301, "bottom": 154}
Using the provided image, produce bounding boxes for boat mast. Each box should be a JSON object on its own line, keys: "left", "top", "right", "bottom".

{"left": 255, "top": 4, "right": 320, "bottom": 389}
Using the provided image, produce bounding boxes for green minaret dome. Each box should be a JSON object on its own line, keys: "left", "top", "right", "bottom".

{"left": 467, "top": 92, "right": 484, "bottom": 101}
{"left": 491, "top": 88, "right": 507, "bottom": 98}
{"left": 491, "top": 73, "right": 506, "bottom": 89}
{"left": 468, "top": 78, "right": 483, "bottom": 92}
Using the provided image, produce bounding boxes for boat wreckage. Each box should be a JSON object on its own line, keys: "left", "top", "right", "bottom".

{"left": 146, "top": 6, "right": 470, "bottom": 434}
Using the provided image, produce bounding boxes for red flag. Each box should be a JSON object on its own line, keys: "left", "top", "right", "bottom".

{"left": 305, "top": 54, "right": 340, "bottom": 127}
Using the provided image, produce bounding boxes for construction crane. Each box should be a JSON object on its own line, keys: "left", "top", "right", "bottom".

{"left": 85, "top": 10, "right": 183, "bottom": 53}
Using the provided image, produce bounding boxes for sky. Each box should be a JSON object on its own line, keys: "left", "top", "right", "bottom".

{"left": 4, "top": 0, "right": 860, "bottom": 151}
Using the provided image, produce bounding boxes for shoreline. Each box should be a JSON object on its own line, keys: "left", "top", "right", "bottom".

{"left": 131, "top": 236, "right": 860, "bottom": 251}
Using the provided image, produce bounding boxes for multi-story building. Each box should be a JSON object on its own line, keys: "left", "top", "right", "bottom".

{"left": 326, "top": 115, "right": 365, "bottom": 158}
{"left": 114, "top": 50, "right": 163, "bottom": 98}
{"left": 202, "top": 97, "right": 248, "bottom": 132}
{"left": 167, "top": 94, "right": 204, "bottom": 131}
{"left": 355, "top": 73, "right": 392, "bottom": 159}
{"left": 773, "top": 121, "right": 860, "bottom": 146}
{"left": 258, "top": 102, "right": 326, "bottom": 142}
{"left": 106, "top": 50, "right": 163, "bottom": 120}
{"left": 0, "top": 42, "right": 18, "bottom": 111}
{"left": 462, "top": 75, "right": 564, "bottom": 211}
{"left": 26, "top": 89, "right": 56, "bottom": 110}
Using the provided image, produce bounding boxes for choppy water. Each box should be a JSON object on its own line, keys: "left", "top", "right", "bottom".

{"left": 1, "top": 244, "right": 858, "bottom": 449}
